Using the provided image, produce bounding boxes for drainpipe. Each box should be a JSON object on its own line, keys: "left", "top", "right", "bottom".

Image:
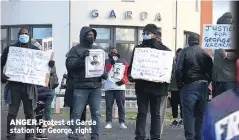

{"left": 174, "top": 0, "right": 178, "bottom": 53}
{"left": 69, "top": 0, "right": 71, "bottom": 50}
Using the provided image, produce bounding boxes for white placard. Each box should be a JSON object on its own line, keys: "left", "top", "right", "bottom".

{"left": 131, "top": 48, "right": 174, "bottom": 83}
{"left": 5, "top": 46, "right": 52, "bottom": 86}
{"left": 42, "top": 37, "right": 53, "bottom": 52}
{"left": 108, "top": 63, "right": 125, "bottom": 83}
{"left": 202, "top": 24, "right": 235, "bottom": 49}
{"left": 85, "top": 49, "right": 105, "bottom": 78}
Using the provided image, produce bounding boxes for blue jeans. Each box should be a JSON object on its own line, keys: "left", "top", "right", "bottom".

{"left": 44, "top": 89, "right": 55, "bottom": 121}
{"left": 180, "top": 81, "right": 208, "bottom": 140}
{"left": 68, "top": 88, "right": 101, "bottom": 140}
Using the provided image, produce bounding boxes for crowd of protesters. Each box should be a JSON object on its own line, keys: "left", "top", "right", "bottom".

{"left": 1, "top": 11, "right": 239, "bottom": 140}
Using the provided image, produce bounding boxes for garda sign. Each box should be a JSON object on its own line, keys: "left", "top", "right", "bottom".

{"left": 91, "top": 9, "right": 162, "bottom": 21}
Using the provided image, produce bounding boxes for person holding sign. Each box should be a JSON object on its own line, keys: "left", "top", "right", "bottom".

{"left": 66, "top": 26, "right": 107, "bottom": 140}
{"left": 128, "top": 24, "right": 171, "bottom": 140}
{"left": 104, "top": 48, "right": 128, "bottom": 129}
{"left": 212, "top": 12, "right": 237, "bottom": 98}
{"left": 176, "top": 33, "right": 213, "bottom": 140}
{"left": 1, "top": 27, "right": 55, "bottom": 140}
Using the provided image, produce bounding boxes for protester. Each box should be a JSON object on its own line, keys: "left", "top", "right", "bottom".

{"left": 169, "top": 48, "right": 183, "bottom": 127}
{"left": 212, "top": 12, "right": 237, "bottom": 98}
{"left": 66, "top": 26, "right": 107, "bottom": 140}
{"left": 31, "top": 38, "right": 59, "bottom": 127}
{"left": 1, "top": 27, "right": 55, "bottom": 140}
{"left": 175, "top": 33, "right": 213, "bottom": 140}
{"left": 128, "top": 24, "right": 171, "bottom": 140}
{"left": 34, "top": 85, "right": 52, "bottom": 139}
{"left": 43, "top": 65, "right": 59, "bottom": 127}
{"left": 104, "top": 48, "right": 128, "bottom": 129}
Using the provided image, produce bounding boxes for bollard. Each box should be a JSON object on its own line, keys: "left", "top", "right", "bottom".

{"left": 113, "top": 101, "right": 118, "bottom": 119}
{"left": 54, "top": 96, "right": 61, "bottom": 114}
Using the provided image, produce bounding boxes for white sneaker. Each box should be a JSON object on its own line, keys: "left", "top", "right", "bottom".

{"left": 120, "top": 123, "right": 127, "bottom": 129}
{"left": 104, "top": 123, "right": 112, "bottom": 129}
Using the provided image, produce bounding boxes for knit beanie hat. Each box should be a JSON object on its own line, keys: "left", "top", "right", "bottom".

{"left": 143, "top": 24, "right": 158, "bottom": 35}
{"left": 217, "top": 12, "right": 233, "bottom": 24}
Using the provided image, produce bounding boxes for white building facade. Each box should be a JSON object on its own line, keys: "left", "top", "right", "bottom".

{"left": 1, "top": 0, "right": 200, "bottom": 107}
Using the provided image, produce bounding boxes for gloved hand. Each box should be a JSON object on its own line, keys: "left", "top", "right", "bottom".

{"left": 83, "top": 50, "right": 90, "bottom": 59}
{"left": 115, "top": 81, "right": 124, "bottom": 86}
{"left": 128, "top": 75, "right": 135, "bottom": 83}
{"left": 48, "top": 60, "right": 55, "bottom": 68}
{"left": 101, "top": 73, "right": 108, "bottom": 80}
{"left": 1, "top": 74, "right": 9, "bottom": 83}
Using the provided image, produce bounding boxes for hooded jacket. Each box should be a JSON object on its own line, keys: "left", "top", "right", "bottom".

{"left": 104, "top": 53, "right": 129, "bottom": 91}
{"left": 37, "top": 85, "right": 52, "bottom": 101}
{"left": 66, "top": 26, "right": 104, "bottom": 89}
{"left": 128, "top": 39, "right": 171, "bottom": 96}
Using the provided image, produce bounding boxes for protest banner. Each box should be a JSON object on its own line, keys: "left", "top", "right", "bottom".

{"left": 202, "top": 24, "right": 235, "bottom": 49}
{"left": 42, "top": 37, "right": 53, "bottom": 52}
{"left": 5, "top": 46, "right": 52, "bottom": 86}
{"left": 131, "top": 48, "right": 174, "bottom": 83}
{"left": 85, "top": 49, "right": 105, "bottom": 78}
{"left": 108, "top": 63, "right": 125, "bottom": 83}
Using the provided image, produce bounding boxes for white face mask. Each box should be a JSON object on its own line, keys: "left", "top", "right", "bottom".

{"left": 112, "top": 56, "right": 118, "bottom": 61}
{"left": 19, "top": 34, "right": 30, "bottom": 43}
{"left": 143, "top": 34, "right": 153, "bottom": 40}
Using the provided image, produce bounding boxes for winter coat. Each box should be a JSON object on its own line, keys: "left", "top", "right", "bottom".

{"left": 169, "top": 57, "right": 178, "bottom": 91}
{"left": 104, "top": 58, "right": 128, "bottom": 91}
{"left": 66, "top": 27, "right": 105, "bottom": 89}
{"left": 176, "top": 45, "right": 213, "bottom": 88}
{"left": 37, "top": 86, "right": 52, "bottom": 101}
{"left": 128, "top": 40, "right": 171, "bottom": 96}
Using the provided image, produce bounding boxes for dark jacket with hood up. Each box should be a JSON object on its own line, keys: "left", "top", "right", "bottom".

{"left": 66, "top": 26, "right": 105, "bottom": 89}
{"left": 128, "top": 39, "right": 171, "bottom": 96}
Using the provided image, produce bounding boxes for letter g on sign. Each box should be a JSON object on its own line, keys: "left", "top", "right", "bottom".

{"left": 92, "top": 9, "right": 99, "bottom": 17}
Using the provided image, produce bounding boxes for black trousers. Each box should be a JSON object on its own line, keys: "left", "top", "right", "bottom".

{"left": 105, "top": 90, "right": 125, "bottom": 123}
{"left": 7, "top": 82, "right": 34, "bottom": 139}
{"left": 135, "top": 93, "right": 166, "bottom": 140}
{"left": 212, "top": 81, "right": 237, "bottom": 98}
{"left": 171, "top": 91, "right": 182, "bottom": 119}
{"left": 35, "top": 99, "right": 46, "bottom": 133}
{"left": 70, "top": 106, "right": 87, "bottom": 121}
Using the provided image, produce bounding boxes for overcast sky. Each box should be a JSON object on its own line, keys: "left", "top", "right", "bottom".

{"left": 213, "top": 1, "right": 232, "bottom": 24}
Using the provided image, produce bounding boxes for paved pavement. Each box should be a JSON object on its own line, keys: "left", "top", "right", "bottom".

{"left": 1, "top": 106, "right": 185, "bottom": 140}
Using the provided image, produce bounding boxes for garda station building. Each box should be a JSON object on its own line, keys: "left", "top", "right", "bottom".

{"left": 1, "top": 0, "right": 202, "bottom": 108}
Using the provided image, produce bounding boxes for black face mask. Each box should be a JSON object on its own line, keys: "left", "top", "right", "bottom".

{"left": 84, "top": 36, "right": 94, "bottom": 45}
{"left": 142, "top": 38, "right": 156, "bottom": 45}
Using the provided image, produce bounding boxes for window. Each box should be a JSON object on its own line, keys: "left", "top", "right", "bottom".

{"left": 32, "top": 27, "right": 52, "bottom": 39}
{"left": 91, "top": 25, "right": 161, "bottom": 63}
{"left": 1, "top": 25, "right": 52, "bottom": 52}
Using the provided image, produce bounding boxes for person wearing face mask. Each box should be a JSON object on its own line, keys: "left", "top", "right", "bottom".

{"left": 66, "top": 26, "right": 107, "bottom": 140}
{"left": 103, "top": 48, "right": 129, "bottom": 129}
{"left": 127, "top": 24, "right": 171, "bottom": 140}
{"left": 1, "top": 27, "right": 55, "bottom": 140}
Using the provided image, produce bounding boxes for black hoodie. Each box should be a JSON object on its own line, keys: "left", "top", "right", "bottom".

{"left": 66, "top": 26, "right": 104, "bottom": 89}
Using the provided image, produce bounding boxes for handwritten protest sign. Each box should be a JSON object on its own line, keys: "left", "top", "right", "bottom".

{"left": 85, "top": 49, "right": 105, "bottom": 78}
{"left": 108, "top": 63, "right": 125, "bottom": 83}
{"left": 42, "top": 37, "right": 53, "bottom": 52}
{"left": 131, "top": 48, "right": 174, "bottom": 83}
{"left": 5, "top": 47, "right": 52, "bottom": 86}
{"left": 202, "top": 24, "right": 235, "bottom": 49}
